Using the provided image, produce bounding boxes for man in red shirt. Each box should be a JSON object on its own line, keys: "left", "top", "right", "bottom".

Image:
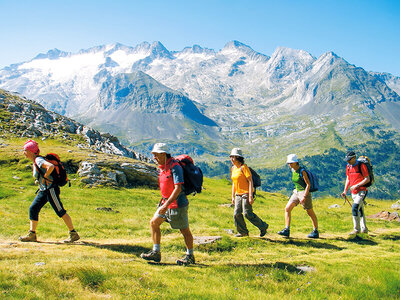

{"left": 341, "top": 151, "right": 370, "bottom": 235}
{"left": 140, "top": 143, "right": 194, "bottom": 265}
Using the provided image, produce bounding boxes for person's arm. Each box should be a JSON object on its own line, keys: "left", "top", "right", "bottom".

{"left": 350, "top": 176, "right": 370, "bottom": 191}
{"left": 41, "top": 160, "right": 55, "bottom": 185}
{"left": 301, "top": 170, "right": 310, "bottom": 203}
{"left": 341, "top": 176, "right": 350, "bottom": 197}
{"left": 232, "top": 183, "right": 236, "bottom": 204}
{"left": 159, "top": 184, "right": 182, "bottom": 214}
{"left": 242, "top": 165, "right": 254, "bottom": 204}
{"left": 350, "top": 164, "right": 370, "bottom": 191}
{"left": 248, "top": 176, "right": 254, "bottom": 205}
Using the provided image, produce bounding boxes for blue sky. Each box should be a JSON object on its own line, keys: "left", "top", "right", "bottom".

{"left": 1, "top": 0, "right": 399, "bottom": 76}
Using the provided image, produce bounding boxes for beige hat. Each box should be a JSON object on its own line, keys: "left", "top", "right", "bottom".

{"left": 286, "top": 154, "right": 298, "bottom": 164}
{"left": 230, "top": 148, "right": 243, "bottom": 157}
{"left": 151, "top": 143, "right": 169, "bottom": 154}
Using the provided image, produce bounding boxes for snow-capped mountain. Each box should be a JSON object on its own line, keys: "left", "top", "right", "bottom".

{"left": 1, "top": 41, "right": 399, "bottom": 161}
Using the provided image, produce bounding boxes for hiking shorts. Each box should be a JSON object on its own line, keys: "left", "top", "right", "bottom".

{"left": 29, "top": 186, "right": 67, "bottom": 221}
{"left": 288, "top": 189, "right": 313, "bottom": 210}
{"left": 154, "top": 205, "right": 189, "bottom": 230}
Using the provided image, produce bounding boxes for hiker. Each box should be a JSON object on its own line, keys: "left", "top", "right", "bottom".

{"left": 341, "top": 151, "right": 370, "bottom": 235}
{"left": 230, "top": 148, "right": 268, "bottom": 237}
{"left": 277, "top": 154, "right": 319, "bottom": 238}
{"left": 19, "top": 140, "right": 80, "bottom": 243}
{"left": 140, "top": 143, "right": 195, "bottom": 265}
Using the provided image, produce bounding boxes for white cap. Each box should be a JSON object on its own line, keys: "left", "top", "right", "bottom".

{"left": 286, "top": 154, "right": 298, "bottom": 164}
{"left": 151, "top": 143, "right": 169, "bottom": 154}
{"left": 230, "top": 148, "right": 243, "bottom": 157}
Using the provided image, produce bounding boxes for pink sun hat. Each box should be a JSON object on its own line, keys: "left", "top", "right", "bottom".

{"left": 23, "top": 139, "right": 40, "bottom": 154}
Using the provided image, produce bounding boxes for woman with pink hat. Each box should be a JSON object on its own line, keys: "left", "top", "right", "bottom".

{"left": 19, "top": 140, "right": 80, "bottom": 243}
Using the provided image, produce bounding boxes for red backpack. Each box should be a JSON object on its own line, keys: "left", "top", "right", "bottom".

{"left": 35, "top": 153, "right": 69, "bottom": 187}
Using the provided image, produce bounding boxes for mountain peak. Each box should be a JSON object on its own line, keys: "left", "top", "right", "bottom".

{"left": 149, "top": 41, "right": 173, "bottom": 59}
{"left": 34, "top": 48, "right": 70, "bottom": 60}
{"left": 221, "top": 40, "right": 269, "bottom": 61}
{"left": 180, "top": 44, "right": 215, "bottom": 55}
{"left": 222, "top": 40, "right": 252, "bottom": 52}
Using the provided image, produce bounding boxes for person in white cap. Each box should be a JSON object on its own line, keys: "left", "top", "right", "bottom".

{"left": 277, "top": 154, "right": 319, "bottom": 238}
{"left": 230, "top": 148, "right": 269, "bottom": 237}
{"left": 140, "top": 143, "right": 195, "bottom": 265}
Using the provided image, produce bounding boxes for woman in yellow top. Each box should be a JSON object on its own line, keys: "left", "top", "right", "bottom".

{"left": 230, "top": 148, "right": 268, "bottom": 237}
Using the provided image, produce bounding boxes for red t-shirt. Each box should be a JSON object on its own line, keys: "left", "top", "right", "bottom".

{"left": 158, "top": 158, "right": 185, "bottom": 209}
{"left": 346, "top": 162, "right": 369, "bottom": 194}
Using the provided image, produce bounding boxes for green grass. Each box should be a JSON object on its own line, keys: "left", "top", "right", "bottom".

{"left": 1, "top": 140, "right": 400, "bottom": 299}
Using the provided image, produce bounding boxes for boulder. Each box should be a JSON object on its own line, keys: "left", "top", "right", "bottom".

{"left": 329, "top": 204, "right": 341, "bottom": 209}
{"left": 194, "top": 236, "right": 222, "bottom": 245}
{"left": 391, "top": 200, "right": 400, "bottom": 210}
{"left": 78, "top": 161, "right": 101, "bottom": 177}
{"left": 368, "top": 211, "right": 400, "bottom": 222}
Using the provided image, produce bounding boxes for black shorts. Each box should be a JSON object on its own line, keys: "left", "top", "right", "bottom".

{"left": 29, "top": 186, "right": 67, "bottom": 221}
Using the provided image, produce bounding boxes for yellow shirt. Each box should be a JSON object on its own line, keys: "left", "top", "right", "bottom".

{"left": 231, "top": 164, "right": 252, "bottom": 194}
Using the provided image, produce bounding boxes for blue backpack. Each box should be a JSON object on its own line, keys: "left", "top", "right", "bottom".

{"left": 299, "top": 167, "right": 319, "bottom": 192}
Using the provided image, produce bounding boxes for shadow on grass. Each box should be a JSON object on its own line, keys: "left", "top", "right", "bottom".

{"left": 222, "top": 261, "right": 302, "bottom": 274}
{"left": 147, "top": 261, "right": 208, "bottom": 268}
{"left": 264, "top": 237, "right": 345, "bottom": 250}
{"left": 380, "top": 233, "right": 400, "bottom": 241}
{"left": 81, "top": 241, "right": 148, "bottom": 255}
{"left": 333, "top": 236, "right": 378, "bottom": 246}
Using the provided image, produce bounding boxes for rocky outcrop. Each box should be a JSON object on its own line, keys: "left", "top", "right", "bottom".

{"left": 368, "top": 211, "right": 400, "bottom": 222}
{"left": 77, "top": 160, "right": 158, "bottom": 188}
{"left": 0, "top": 89, "right": 150, "bottom": 162}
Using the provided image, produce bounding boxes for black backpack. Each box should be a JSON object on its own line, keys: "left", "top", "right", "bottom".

{"left": 35, "top": 153, "right": 69, "bottom": 187}
{"left": 174, "top": 155, "right": 203, "bottom": 195}
{"left": 355, "top": 156, "right": 374, "bottom": 187}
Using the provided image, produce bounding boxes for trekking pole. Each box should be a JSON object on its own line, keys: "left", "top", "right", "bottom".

{"left": 341, "top": 194, "right": 352, "bottom": 207}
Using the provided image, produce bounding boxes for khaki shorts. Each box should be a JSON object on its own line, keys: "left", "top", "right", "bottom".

{"left": 155, "top": 205, "right": 189, "bottom": 229}
{"left": 288, "top": 189, "right": 313, "bottom": 210}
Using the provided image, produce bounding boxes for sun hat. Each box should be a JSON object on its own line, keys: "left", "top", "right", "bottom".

{"left": 23, "top": 139, "right": 40, "bottom": 154}
{"left": 230, "top": 148, "right": 243, "bottom": 157}
{"left": 286, "top": 154, "right": 298, "bottom": 164}
{"left": 151, "top": 143, "right": 169, "bottom": 154}
{"left": 344, "top": 150, "right": 356, "bottom": 161}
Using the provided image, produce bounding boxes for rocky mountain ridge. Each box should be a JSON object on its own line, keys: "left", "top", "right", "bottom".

{"left": 0, "top": 89, "right": 158, "bottom": 188}
{"left": 1, "top": 41, "right": 400, "bottom": 164}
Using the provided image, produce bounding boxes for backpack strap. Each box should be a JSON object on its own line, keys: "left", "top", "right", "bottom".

{"left": 33, "top": 157, "right": 45, "bottom": 179}
{"left": 33, "top": 157, "right": 52, "bottom": 190}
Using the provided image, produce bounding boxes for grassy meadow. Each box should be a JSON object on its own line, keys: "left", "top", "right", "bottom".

{"left": 1, "top": 139, "right": 400, "bottom": 299}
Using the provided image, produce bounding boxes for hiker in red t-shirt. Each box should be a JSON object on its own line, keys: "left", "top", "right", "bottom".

{"left": 341, "top": 151, "right": 370, "bottom": 235}
{"left": 140, "top": 143, "right": 195, "bottom": 265}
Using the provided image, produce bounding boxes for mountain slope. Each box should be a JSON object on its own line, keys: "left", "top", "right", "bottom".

{"left": 1, "top": 41, "right": 400, "bottom": 165}
{"left": 80, "top": 71, "right": 219, "bottom": 144}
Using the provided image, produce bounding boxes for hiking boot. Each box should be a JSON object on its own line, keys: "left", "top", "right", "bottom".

{"left": 234, "top": 233, "right": 249, "bottom": 237}
{"left": 176, "top": 254, "right": 195, "bottom": 266}
{"left": 64, "top": 231, "right": 80, "bottom": 243}
{"left": 349, "top": 230, "right": 359, "bottom": 236}
{"left": 277, "top": 228, "right": 290, "bottom": 237}
{"left": 19, "top": 231, "right": 37, "bottom": 242}
{"left": 260, "top": 223, "right": 269, "bottom": 237}
{"left": 140, "top": 250, "right": 161, "bottom": 263}
{"left": 307, "top": 229, "right": 319, "bottom": 239}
